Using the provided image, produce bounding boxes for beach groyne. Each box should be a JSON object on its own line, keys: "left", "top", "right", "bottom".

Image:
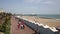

{"left": 15, "top": 16, "right": 59, "bottom": 34}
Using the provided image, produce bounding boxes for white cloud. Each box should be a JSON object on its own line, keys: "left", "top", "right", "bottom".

{"left": 23, "top": 0, "right": 60, "bottom": 5}
{"left": 42, "top": 1, "right": 53, "bottom": 4}
{"left": 41, "top": 0, "right": 60, "bottom": 5}
{"left": 33, "top": 0, "right": 42, "bottom": 4}
{"left": 23, "top": 0, "right": 42, "bottom": 3}
{"left": 24, "top": 0, "right": 35, "bottom": 3}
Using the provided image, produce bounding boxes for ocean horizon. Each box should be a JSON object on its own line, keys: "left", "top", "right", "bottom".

{"left": 36, "top": 15, "right": 60, "bottom": 19}
{"left": 15, "top": 14, "right": 60, "bottom": 19}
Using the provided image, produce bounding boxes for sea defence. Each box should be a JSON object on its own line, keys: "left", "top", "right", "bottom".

{"left": 15, "top": 16, "right": 59, "bottom": 34}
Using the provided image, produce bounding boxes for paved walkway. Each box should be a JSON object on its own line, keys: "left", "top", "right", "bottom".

{"left": 10, "top": 16, "right": 35, "bottom": 34}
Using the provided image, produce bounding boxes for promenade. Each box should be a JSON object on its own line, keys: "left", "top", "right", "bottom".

{"left": 10, "top": 16, "right": 35, "bottom": 34}
{"left": 10, "top": 16, "right": 60, "bottom": 34}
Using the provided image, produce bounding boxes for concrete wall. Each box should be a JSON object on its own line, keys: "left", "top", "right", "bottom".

{"left": 22, "top": 18, "right": 59, "bottom": 34}
{"left": 24, "top": 20, "right": 59, "bottom": 34}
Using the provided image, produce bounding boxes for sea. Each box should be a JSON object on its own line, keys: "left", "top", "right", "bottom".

{"left": 35, "top": 15, "right": 60, "bottom": 19}
{"left": 19, "top": 14, "right": 60, "bottom": 19}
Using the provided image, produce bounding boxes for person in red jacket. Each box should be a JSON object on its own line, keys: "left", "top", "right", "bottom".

{"left": 17, "top": 21, "right": 21, "bottom": 29}
{"left": 17, "top": 19, "right": 25, "bottom": 30}
{"left": 20, "top": 20, "right": 25, "bottom": 29}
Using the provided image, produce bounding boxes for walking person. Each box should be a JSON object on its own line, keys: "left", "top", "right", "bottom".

{"left": 17, "top": 19, "right": 21, "bottom": 30}
{"left": 20, "top": 20, "right": 25, "bottom": 30}
{"left": 17, "top": 19, "right": 25, "bottom": 30}
{"left": 17, "top": 21, "right": 21, "bottom": 29}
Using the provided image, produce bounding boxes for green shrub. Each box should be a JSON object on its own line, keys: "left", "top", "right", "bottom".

{"left": 0, "top": 12, "right": 12, "bottom": 34}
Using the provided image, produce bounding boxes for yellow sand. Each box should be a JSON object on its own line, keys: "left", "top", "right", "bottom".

{"left": 22, "top": 16, "right": 60, "bottom": 27}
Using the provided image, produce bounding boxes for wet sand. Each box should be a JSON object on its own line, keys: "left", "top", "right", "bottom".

{"left": 21, "top": 16, "right": 60, "bottom": 27}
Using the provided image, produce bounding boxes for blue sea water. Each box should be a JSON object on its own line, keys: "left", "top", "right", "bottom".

{"left": 36, "top": 15, "right": 60, "bottom": 19}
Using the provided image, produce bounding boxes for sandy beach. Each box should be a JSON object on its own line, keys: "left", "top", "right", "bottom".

{"left": 21, "top": 16, "right": 60, "bottom": 27}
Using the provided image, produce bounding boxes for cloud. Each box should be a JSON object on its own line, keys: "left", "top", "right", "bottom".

{"left": 24, "top": 0, "right": 35, "bottom": 3}
{"left": 42, "top": 1, "right": 53, "bottom": 4}
{"left": 23, "top": 0, "right": 42, "bottom": 3}
{"left": 41, "top": 0, "right": 60, "bottom": 5}
{"left": 23, "top": 0, "right": 60, "bottom": 5}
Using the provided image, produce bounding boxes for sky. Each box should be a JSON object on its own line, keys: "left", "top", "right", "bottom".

{"left": 0, "top": 0, "right": 60, "bottom": 14}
